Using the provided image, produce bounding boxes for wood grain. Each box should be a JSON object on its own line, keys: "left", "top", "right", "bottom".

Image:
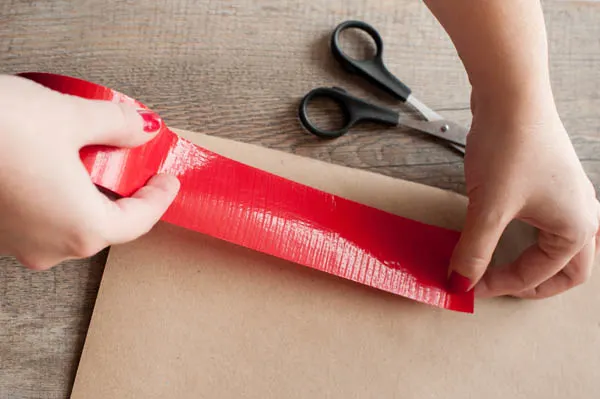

{"left": 0, "top": 1, "right": 598, "bottom": 397}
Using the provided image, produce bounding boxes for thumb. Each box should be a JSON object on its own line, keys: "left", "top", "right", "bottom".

{"left": 62, "top": 94, "right": 163, "bottom": 148}
{"left": 448, "top": 202, "right": 511, "bottom": 293}
{"left": 101, "top": 174, "right": 180, "bottom": 245}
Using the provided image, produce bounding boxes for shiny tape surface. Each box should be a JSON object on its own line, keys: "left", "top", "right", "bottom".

{"left": 20, "top": 72, "right": 474, "bottom": 313}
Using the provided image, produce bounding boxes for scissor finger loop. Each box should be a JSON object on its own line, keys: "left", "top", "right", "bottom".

{"left": 298, "top": 87, "right": 399, "bottom": 139}
{"left": 331, "top": 20, "right": 412, "bottom": 102}
{"left": 332, "top": 20, "right": 385, "bottom": 62}
{"left": 298, "top": 87, "right": 353, "bottom": 139}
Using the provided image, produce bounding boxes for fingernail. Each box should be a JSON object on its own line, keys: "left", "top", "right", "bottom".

{"left": 448, "top": 271, "right": 472, "bottom": 293}
{"left": 138, "top": 109, "right": 162, "bottom": 133}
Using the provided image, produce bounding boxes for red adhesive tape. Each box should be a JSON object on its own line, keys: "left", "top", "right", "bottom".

{"left": 20, "top": 72, "right": 474, "bottom": 313}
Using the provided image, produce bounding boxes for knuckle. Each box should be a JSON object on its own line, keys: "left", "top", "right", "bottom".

{"left": 454, "top": 253, "right": 490, "bottom": 278}
{"left": 468, "top": 198, "right": 511, "bottom": 224}
{"left": 69, "top": 240, "right": 102, "bottom": 259}
{"left": 511, "top": 268, "right": 535, "bottom": 292}
{"left": 515, "top": 288, "right": 538, "bottom": 299}
{"left": 110, "top": 102, "right": 130, "bottom": 127}
{"left": 565, "top": 264, "right": 592, "bottom": 288}
{"left": 17, "top": 255, "right": 56, "bottom": 271}
{"left": 65, "top": 227, "right": 105, "bottom": 259}
{"left": 546, "top": 218, "right": 598, "bottom": 255}
{"left": 72, "top": 98, "right": 130, "bottom": 139}
{"left": 568, "top": 272, "right": 588, "bottom": 288}
{"left": 539, "top": 234, "right": 577, "bottom": 258}
{"left": 591, "top": 217, "right": 600, "bottom": 235}
{"left": 108, "top": 102, "right": 137, "bottom": 136}
{"left": 584, "top": 179, "right": 597, "bottom": 198}
{"left": 568, "top": 218, "right": 598, "bottom": 245}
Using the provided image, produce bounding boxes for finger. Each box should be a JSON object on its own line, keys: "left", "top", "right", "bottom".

{"left": 597, "top": 200, "right": 600, "bottom": 241}
{"left": 475, "top": 229, "right": 585, "bottom": 298}
{"left": 448, "top": 202, "right": 511, "bottom": 292}
{"left": 514, "top": 237, "right": 596, "bottom": 299}
{"left": 15, "top": 255, "right": 61, "bottom": 271}
{"left": 100, "top": 174, "right": 180, "bottom": 244}
{"left": 595, "top": 202, "right": 600, "bottom": 260}
{"left": 60, "top": 94, "right": 163, "bottom": 147}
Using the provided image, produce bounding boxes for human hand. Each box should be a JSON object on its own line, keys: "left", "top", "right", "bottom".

{"left": 448, "top": 96, "right": 600, "bottom": 299}
{"left": 0, "top": 75, "right": 180, "bottom": 270}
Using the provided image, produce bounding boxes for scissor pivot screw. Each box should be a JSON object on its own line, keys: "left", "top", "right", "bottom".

{"left": 440, "top": 124, "right": 450, "bottom": 133}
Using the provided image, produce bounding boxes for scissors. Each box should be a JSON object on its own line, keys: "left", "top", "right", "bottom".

{"left": 298, "top": 20, "right": 469, "bottom": 154}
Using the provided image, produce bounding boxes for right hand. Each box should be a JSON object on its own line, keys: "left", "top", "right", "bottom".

{"left": 448, "top": 96, "right": 599, "bottom": 299}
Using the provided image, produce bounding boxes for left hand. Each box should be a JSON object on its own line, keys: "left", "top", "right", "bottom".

{"left": 0, "top": 75, "right": 180, "bottom": 270}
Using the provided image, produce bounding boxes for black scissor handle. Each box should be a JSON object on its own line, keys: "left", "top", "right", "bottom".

{"left": 298, "top": 87, "right": 399, "bottom": 139}
{"left": 331, "top": 20, "right": 412, "bottom": 102}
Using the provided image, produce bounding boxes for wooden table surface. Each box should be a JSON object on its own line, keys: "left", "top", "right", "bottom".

{"left": 1, "top": 1, "right": 598, "bottom": 397}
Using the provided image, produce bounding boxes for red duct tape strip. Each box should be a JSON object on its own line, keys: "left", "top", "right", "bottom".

{"left": 20, "top": 72, "right": 474, "bottom": 313}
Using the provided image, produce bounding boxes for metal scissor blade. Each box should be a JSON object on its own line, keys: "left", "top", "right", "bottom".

{"left": 405, "top": 95, "right": 445, "bottom": 122}
{"left": 398, "top": 118, "right": 468, "bottom": 147}
{"left": 400, "top": 94, "right": 469, "bottom": 154}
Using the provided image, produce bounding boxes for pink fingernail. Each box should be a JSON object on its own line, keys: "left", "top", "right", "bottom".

{"left": 448, "top": 271, "right": 472, "bottom": 293}
{"left": 138, "top": 109, "right": 162, "bottom": 133}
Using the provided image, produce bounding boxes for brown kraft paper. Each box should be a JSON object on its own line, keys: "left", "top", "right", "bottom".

{"left": 70, "top": 129, "right": 600, "bottom": 399}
